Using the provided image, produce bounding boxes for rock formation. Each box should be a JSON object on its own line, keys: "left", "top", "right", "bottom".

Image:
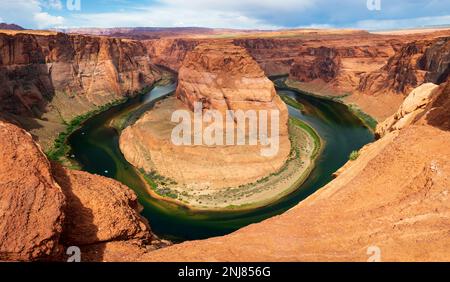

{"left": 0, "top": 121, "right": 65, "bottom": 261}
{"left": 120, "top": 42, "right": 290, "bottom": 189}
{"left": 0, "top": 120, "right": 160, "bottom": 261}
{"left": 144, "top": 30, "right": 450, "bottom": 120}
{"left": 359, "top": 37, "right": 450, "bottom": 96}
{"left": 0, "top": 30, "right": 161, "bottom": 148}
{"left": 376, "top": 83, "right": 440, "bottom": 137}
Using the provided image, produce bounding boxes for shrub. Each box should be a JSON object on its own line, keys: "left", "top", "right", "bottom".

{"left": 349, "top": 150, "right": 360, "bottom": 161}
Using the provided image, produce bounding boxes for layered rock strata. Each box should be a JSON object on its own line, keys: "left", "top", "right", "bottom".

{"left": 359, "top": 37, "right": 450, "bottom": 96}
{"left": 0, "top": 30, "right": 161, "bottom": 148}
{"left": 120, "top": 42, "right": 290, "bottom": 190}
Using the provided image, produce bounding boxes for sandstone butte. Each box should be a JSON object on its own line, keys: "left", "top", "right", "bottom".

{"left": 0, "top": 28, "right": 449, "bottom": 261}
{"left": 120, "top": 42, "right": 291, "bottom": 190}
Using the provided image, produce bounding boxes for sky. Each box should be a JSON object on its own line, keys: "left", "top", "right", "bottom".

{"left": 1, "top": 0, "right": 450, "bottom": 30}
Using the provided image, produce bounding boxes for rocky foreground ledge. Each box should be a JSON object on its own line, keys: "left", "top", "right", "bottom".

{"left": 0, "top": 120, "right": 169, "bottom": 261}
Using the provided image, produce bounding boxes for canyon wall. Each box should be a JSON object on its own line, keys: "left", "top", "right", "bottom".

{"left": 145, "top": 32, "right": 450, "bottom": 100}
{"left": 0, "top": 30, "right": 161, "bottom": 148}
{"left": 359, "top": 37, "right": 450, "bottom": 96}
{"left": 144, "top": 34, "right": 400, "bottom": 96}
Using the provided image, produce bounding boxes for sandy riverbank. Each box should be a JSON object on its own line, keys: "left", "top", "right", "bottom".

{"left": 133, "top": 113, "right": 321, "bottom": 211}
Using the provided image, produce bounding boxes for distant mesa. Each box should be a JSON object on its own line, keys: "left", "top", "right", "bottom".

{"left": 0, "top": 23, "right": 25, "bottom": 30}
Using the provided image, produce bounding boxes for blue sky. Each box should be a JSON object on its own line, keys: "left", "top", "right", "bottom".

{"left": 1, "top": 0, "right": 450, "bottom": 30}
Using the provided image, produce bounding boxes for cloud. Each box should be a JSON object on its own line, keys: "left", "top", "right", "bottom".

{"left": 63, "top": 0, "right": 450, "bottom": 30}
{"left": 0, "top": 0, "right": 65, "bottom": 28}
{"left": 34, "top": 12, "right": 65, "bottom": 28}
{"left": 66, "top": 4, "right": 282, "bottom": 29}
{"left": 1, "top": 0, "right": 449, "bottom": 30}
{"left": 355, "top": 15, "right": 450, "bottom": 30}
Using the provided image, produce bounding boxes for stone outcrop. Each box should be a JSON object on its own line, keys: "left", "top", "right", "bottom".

{"left": 0, "top": 120, "right": 158, "bottom": 261}
{"left": 176, "top": 42, "right": 289, "bottom": 119}
{"left": 121, "top": 42, "right": 290, "bottom": 189}
{"left": 376, "top": 83, "right": 440, "bottom": 137}
{"left": 51, "top": 165, "right": 152, "bottom": 246}
{"left": 0, "top": 121, "right": 65, "bottom": 261}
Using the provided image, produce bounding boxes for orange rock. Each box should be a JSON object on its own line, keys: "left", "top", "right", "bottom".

{"left": 121, "top": 42, "right": 290, "bottom": 189}
{"left": 0, "top": 120, "right": 158, "bottom": 261}
{"left": 0, "top": 120, "right": 65, "bottom": 261}
{"left": 0, "top": 31, "right": 161, "bottom": 121}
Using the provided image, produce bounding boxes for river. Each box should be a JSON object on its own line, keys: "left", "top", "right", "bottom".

{"left": 68, "top": 77, "right": 374, "bottom": 242}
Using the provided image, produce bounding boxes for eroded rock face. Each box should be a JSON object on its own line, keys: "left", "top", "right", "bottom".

{"left": 144, "top": 38, "right": 200, "bottom": 70}
{"left": 0, "top": 31, "right": 161, "bottom": 148}
{"left": 289, "top": 47, "right": 340, "bottom": 83}
{"left": 121, "top": 42, "right": 290, "bottom": 189}
{"left": 176, "top": 42, "right": 289, "bottom": 120}
{"left": 359, "top": 37, "right": 450, "bottom": 96}
{"left": 0, "top": 121, "right": 65, "bottom": 261}
{"left": 0, "top": 31, "right": 160, "bottom": 119}
{"left": 52, "top": 165, "right": 152, "bottom": 246}
{"left": 0, "top": 120, "right": 157, "bottom": 261}
{"left": 376, "top": 83, "right": 440, "bottom": 137}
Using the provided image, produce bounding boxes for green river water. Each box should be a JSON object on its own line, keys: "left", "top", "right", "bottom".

{"left": 67, "top": 77, "right": 374, "bottom": 242}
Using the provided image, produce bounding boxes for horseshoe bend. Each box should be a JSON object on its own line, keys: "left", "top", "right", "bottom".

{"left": 0, "top": 20, "right": 450, "bottom": 262}
{"left": 118, "top": 42, "right": 322, "bottom": 210}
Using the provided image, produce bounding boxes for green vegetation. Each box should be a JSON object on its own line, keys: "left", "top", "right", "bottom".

{"left": 46, "top": 85, "right": 155, "bottom": 164}
{"left": 280, "top": 95, "right": 305, "bottom": 111}
{"left": 349, "top": 150, "right": 360, "bottom": 161}
{"left": 348, "top": 104, "right": 378, "bottom": 130}
{"left": 46, "top": 98, "right": 128, "bottom": 163}
{"left": 140, "top": 169, "right": 179, "bottom": 199}
{"left": 289, "top": 117, "right": 321, "bottom": 159}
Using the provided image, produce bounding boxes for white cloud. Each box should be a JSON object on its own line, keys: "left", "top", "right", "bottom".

{"left": 34, "top": 12, "right": 65, "bottom": 28}
{"left": 0, "top": 0, "right": 65, "bottom": 29}
{"left": 67, "top": 6, "right": 281, "bottom": 29}
{"left": 356, "top": 15, "right": 450, "bottom": 30}
{"left": 61, "top": 0, "right": 315, "bottom": 29}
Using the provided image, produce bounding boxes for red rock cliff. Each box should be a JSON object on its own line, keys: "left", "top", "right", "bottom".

{"left": 359, "top": 37, "right": 450, "bottom": 95}
{"left": 0, "top": 31, "right": 161, "bottom": 121}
